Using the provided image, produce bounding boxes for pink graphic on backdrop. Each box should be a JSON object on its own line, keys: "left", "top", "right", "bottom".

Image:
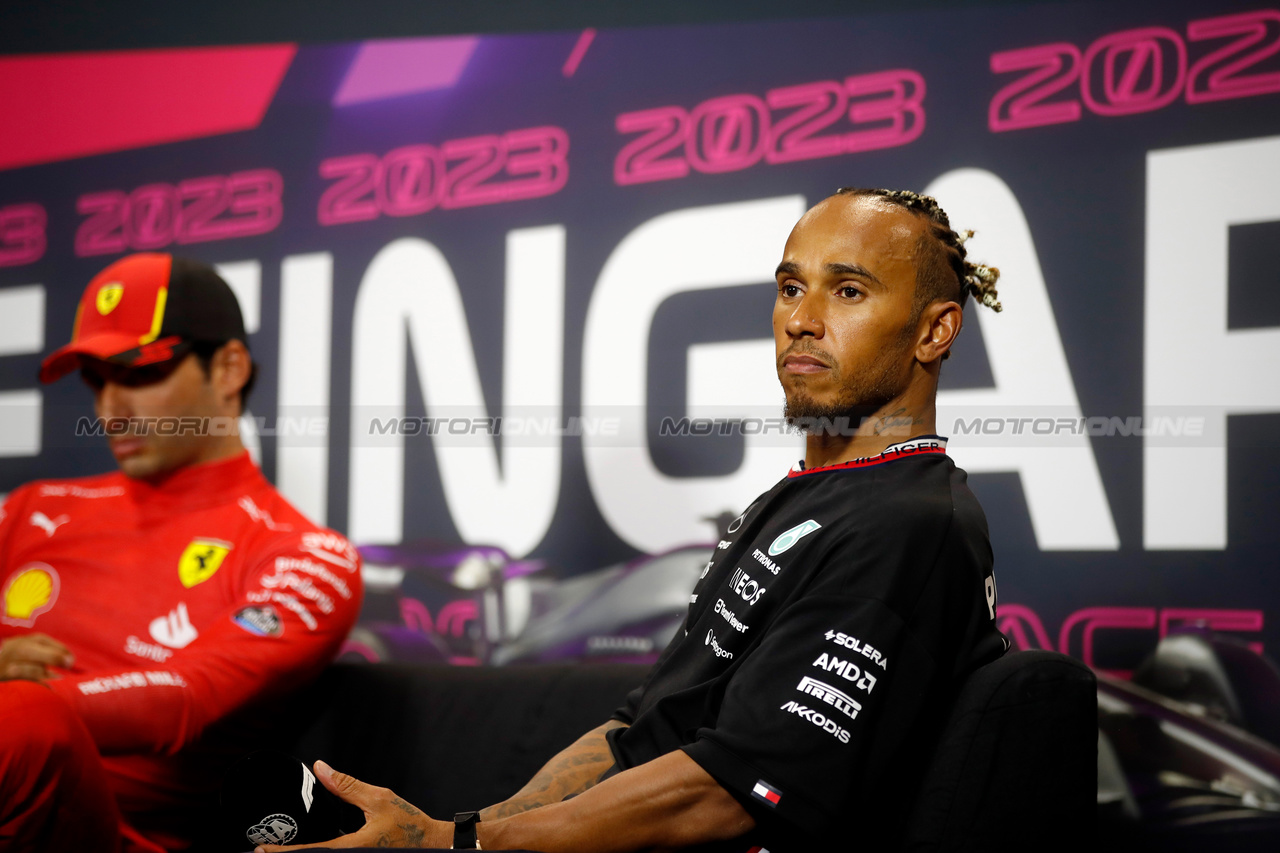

{"left": 0, "top": 45, "right": 295, "bottom": 172}
{"left": 333, "top": 36, "right": 479, "bottom": 106}
{"left": 1059, "top": 606, "right": 1156, "bottom": 678}
{"left": 562, "top": 29, "right": 596, "bottom": 77}
{"left": 1160, "top": 608, "right": 1264, "bottom": 654}
{"left": 997, "top": 604, "right": 1054, "bottom": 651}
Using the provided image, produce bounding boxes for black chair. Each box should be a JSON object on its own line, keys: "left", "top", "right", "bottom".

{"left": 904, "top": 650, "right": 1098, "bottom": 852}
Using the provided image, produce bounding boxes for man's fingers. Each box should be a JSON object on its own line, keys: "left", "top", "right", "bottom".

{"left": 1, "top": 661, "right": 49, "bottom": 682}
{"left": 255, "top": 766, "right": 440, "bottom": 852}
{"left": 315, "top": 760, "right": 383, "bottom": 812}
{"left": 29, "top": 634, "right": 75, "bottom": 667}
{"left": 0, "top": 634, "right": 74, "bottom": 668}
{"left": 16, "top": 642, "right": 72, "bottom": 669}
{"left": 256, "top": 830, "right": 371, "bottom": 852}
{"left": 255, "top": 834, "right": 353, "bottom": 852}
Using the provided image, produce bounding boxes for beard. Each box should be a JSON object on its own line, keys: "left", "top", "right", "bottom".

{"left": 779, "top": 322, "right": 916, "bottom": 436}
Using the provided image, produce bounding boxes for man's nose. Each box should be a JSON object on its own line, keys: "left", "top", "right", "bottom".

{"left": 95, "top": 380, "right": 131, "bottom": 419}
{"left": 785, "top": 291, "right": 825, "bottom": 338}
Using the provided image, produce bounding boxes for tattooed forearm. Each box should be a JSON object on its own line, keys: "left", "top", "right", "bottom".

{"left": 479, "top": 720, "right": 626, "bottom": 821}
{"left": 483, "top": 798, "right": 550, "bottom": 819}
{"left": 398, "top": 824, "right": 427, "bottom": 847}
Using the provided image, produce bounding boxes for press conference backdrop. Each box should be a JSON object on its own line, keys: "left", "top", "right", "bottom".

{"left": 1, "top": 0, "right": 1278, "bottom": 673}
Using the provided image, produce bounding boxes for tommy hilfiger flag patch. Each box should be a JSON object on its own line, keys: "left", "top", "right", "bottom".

{"left": 751, "top": 780, "right": 782, "bottom": 806}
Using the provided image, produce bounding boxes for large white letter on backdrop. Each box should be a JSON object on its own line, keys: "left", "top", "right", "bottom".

{"left": 1145, "top": 136, "right": 1280, "bottom": 549}
{"left": 927, "top": 169, "right": 1119, "bottom": 550}
{"left": 276, "top": 252, "right": 333, "bottom": 524}
{"left": 349, "top": 228, "right": 565, "bottom": 556}
{"left": 582, "top": 196, "right": 807, "bottom": 553}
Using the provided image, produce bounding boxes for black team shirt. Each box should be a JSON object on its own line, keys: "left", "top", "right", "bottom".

{"left": 607, "top": 436, "right": 1008, "bottom": 851}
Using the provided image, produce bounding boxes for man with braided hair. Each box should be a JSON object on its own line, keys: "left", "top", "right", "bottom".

{"left": 261, "top": 189, "right": 1007, "bottom": 853}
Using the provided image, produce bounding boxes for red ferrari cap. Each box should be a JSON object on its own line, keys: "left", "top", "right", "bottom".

{"left": 39, "top": 253, "right": 247, "bottom": 384}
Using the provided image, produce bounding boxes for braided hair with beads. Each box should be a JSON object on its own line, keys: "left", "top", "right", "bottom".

{"left": 834, "top": 187, "right": 1002, "bottom": 315}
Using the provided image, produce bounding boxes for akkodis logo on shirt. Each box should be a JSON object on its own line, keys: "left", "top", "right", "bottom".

{"left": 768, "top": 519, "right": 821, "bottom": 556}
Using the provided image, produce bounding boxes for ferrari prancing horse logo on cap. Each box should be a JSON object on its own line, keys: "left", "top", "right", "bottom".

{"left": 96, "top": 283, "right": 124, "bottom": 315}
{"left": 179, "top": 539, "right": 232, "bottom": 588}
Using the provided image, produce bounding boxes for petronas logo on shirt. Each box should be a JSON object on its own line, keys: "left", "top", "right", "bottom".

{"left": 178, "top": 539, "right": 232, "bottom": 588}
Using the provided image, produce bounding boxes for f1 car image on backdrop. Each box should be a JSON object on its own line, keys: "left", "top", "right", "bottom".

{"left": 343, "top": 538, "right": 713, "bottom": 667}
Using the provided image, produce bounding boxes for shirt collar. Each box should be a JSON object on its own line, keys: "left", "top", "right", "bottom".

{"left": 790, "top": 435, "right": 949, "bottom": 477}
{"left": 123, "top": 450, "right": 266, "bottom": 512}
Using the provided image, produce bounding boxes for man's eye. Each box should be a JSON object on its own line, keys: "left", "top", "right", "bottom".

{"left": 118, "top": 366, "right": 169, "bottom": 387}
{"left": 840, "top": 286, "right": 862, "bottom": 299}
{"left": 780, "top": 283, "right": 800, "bottom": 297}
{"left": 79, "top": 369, "right": 105, "bottom": 391}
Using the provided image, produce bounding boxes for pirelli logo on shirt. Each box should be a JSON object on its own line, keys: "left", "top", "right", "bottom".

{"left": 179, "top": 539, "right": 233, "bottom": 588}
{"left": 796, "top": 676, "right": 862, "bottom": 722}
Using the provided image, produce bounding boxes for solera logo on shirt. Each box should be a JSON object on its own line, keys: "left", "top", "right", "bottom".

{"left": 178, "top": 539, "right": 233, "bottom": 588}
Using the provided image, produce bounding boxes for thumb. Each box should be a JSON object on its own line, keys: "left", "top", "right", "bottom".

{"left": 315, "top": 760, "right": 375, "bottom": 810}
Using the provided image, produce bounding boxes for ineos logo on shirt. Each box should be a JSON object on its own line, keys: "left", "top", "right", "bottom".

{"left": 729, "top": 568, "right": 765, "bottom": 605}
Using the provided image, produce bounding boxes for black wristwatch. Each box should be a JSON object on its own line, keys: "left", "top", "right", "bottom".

{"left": 453, "top": 811, "right": 482, "bottom": 849}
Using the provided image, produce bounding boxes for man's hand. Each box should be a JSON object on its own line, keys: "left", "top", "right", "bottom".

{"left": 255, "top": 760, "right": 450, "bottom": 851}
{"left": 0, "top": 633, "right": 73, "bottom": 681}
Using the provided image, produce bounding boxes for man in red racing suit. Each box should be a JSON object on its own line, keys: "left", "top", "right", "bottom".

{"left": 0, "top": 253, "right": 362, "bottom": 852}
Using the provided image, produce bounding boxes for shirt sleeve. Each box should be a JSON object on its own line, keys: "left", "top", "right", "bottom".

{"left": 0, "top": 486, "right": 30, "bottom": 577}
{"left": 681, "top": 591, "right": 940, "bottom": 834}
{"left": 47, "top": 530, "right": 363, "bottom": 755}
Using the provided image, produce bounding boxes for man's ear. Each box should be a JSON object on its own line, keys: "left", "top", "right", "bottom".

{"left": 916, "top": 301, "right": 963, "bottom": 365}
{"left": 210, "top": 340, "right": 252, "bottom": 409}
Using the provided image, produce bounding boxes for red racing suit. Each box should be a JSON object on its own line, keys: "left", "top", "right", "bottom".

{"left": 0, "top": 451, "right": 362, "bottom": 849}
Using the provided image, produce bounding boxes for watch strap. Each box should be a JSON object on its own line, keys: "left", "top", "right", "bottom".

{"left": 453, "top": 811, "right": 481, "bottom": 849}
